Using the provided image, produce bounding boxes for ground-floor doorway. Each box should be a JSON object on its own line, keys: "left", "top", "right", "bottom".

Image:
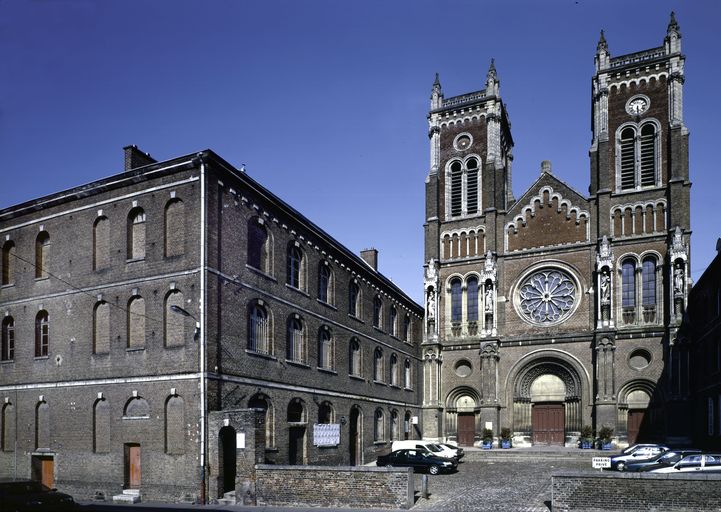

{"left": 218, "top": 426, "right": 237, "bottom": 495}
{"left": 349, "top": 407, "right": 361, "bottom": 466}
{"left": 31, "top": 455, "right": 54, "bottom": 489}
{"left": 532, "top": 403, "right": 564, "bottom": 445}
{"left": 123, "top": 443, "right": 141, "bottom": 489}
{"left": 627, "top": 409, "right": 645, "bottom": 445}
{"left": 458, "top": 413, "right": 475, "bottom": 446}
{"left": 288, "top": 426, "right": 305, "bottom": 465}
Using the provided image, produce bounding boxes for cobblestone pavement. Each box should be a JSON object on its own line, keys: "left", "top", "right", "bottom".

{"left": 412, "top": 452, "right": 592, "bottom": 512}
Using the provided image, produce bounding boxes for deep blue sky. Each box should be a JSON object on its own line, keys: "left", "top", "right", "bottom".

{"left": 1, "top": 0, "right": 719, "bottom": 302}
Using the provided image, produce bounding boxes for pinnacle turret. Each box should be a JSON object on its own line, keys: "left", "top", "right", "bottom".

{"left": 596, "top": 30, "right": 608, "bottom": 53}
{"left": 485, "top": 59, "right": 499, "bottom": 97}
{"left": 430, "top": 72, "right": 443, "bottom": 109}
{"left": 665, "top": 11, "right": 682, "bottom": 54}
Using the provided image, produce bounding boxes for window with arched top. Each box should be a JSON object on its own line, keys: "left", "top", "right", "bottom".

{"left": 164, "top": 290, "right": 185, "bottom": 347}
{"left": 93, "top": 301, "right": 110, "bottom": 354}
{"left": 318, "top": 401, "right": 333, "bottom": 424}
{"left": 287, "top": 244, "right": 305, "bottom": 290}
{"left": 373, "top": 347, "right": 384, "bottom": 382}
{"left": 2, "top": 241, "right": 15, "bottom": 285}
{"left": 1, "top": 316, "right": 14, "bottom": 361}
{"left": 286, "top": 316, "right": 305, "bottom": 363}
{"left": 318, "top": 327, "right": 333, "bottom": 370}
{"left": 617, "top": 123, "right": 658, "bottom": 191}
{"left": 93, "top": 217, "right": 110, "bottom": 271}
{"left": 619, "top": 128, "right": 636, "bottom": 190}
{"left": 318, "top": 263, "right": 333, "bottom": 304}
{"left": 403, "top": 314, "right": 411, "bottom": 342}
{"left": 249, "top": 394, "right": 274, "bottom": 447}
{"left": 621, "top": 261, "right": 636, "bottom": 309}
{"left": 287, "top": 399, "right": 305, "bottom": 423}
{"left": 248, "top": 218, "right": 270, "bottom": 272}
{"left": 450, "top": 278, "right": 462, "bottom": 322}
{"left": 448, "top": 158, "right": 482, "bottom": 218}
{"left": 450, "top": 161, "right": 463, "bottom": 217}
{"left": 404, "top": 359, "right": 412, "bottom": 389}
{"left": 165, "top": 395, "right": 185, "bottom": 454}
{"left": 164, "top": 199, "right": 185, "bottom": 257}
{"left": 349, "top": 338, "right": 362, "bottom": 377}
{"left": 642, "top": 258, "right": 657, "bottom": 306}
{"left": 35, "top": 231, "right": 50, "bottom": 279}
{"left": 466, "top": 158, "right": 480, "bottom": 215}
{"left": 127, "top": 208, "right": 146, "bottom": 260}
{"left": 124, "top": 396, "right": 150, "bottom": 418}
{"left": 93, "top": 398, "right": 110, "bottom": 453}
{"left": 35, "top": 401, "right": 49, "bottom": 449}
{"left": 35, "top": 310, "right": 49, "bottom": 357}
{"left": 389, "top": 306, "right": 397, "bottom": 336}
{"left": 390, "top": 354, "right": 399, "bottom": 386}
{"left": 248, "top": 303, "right": 270, "bottom": 354}
{"left": 467, "top": 277, "right": 479, "bottom": 322}
{"left": 349, "top": 281, "right": 361, "bottom": 317}
{"left": 373, "top": 296, "right": 383, "bottom": 328}
{"left": 390, "top": 410, "right": 400, "bottom": 441}
{"left": 127, "top": 296, "right": 145, "bottom": 348}
{"left": 374, "top": 408, "right": 385, "bottom": 441}
{"left": 2, "top": 402, "right": 16, "bottom": 452}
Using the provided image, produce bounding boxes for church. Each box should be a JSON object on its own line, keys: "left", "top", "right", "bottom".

{"left": 421, "top": 14, "right": 691, "bottom": 447}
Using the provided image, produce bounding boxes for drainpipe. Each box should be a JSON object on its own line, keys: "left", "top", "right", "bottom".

{"left": 197, "top": 152, "right": 208, "bottom": 504}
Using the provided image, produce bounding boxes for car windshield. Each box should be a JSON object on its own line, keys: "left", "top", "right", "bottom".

{"left": 427, "top": 444, "right": 443, "bottom": 452}
{"left": 659, "top": 452, "right": 682, "bottom": 463}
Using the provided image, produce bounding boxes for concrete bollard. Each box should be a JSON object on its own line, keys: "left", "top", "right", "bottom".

{"left": 421, "top": 474, "right": 429, "bottom": 499}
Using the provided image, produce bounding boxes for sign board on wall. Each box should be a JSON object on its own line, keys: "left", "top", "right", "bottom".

{"left": 313, "top": 423, "right": 340, "bottom": 446}
{"left": 236, "top": 432, "right": 246, "bottom": 449}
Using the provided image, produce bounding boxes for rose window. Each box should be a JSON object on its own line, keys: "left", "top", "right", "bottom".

{"left": 518, "top": 269, "right": 577, "bottom": 325}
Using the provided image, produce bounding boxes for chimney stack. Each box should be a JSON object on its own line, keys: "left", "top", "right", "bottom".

{"left": 360, "top": 248, "right": 378, "bottom": 271}
{"left": 123, "top": 145, "right": 157, "bottom": 171}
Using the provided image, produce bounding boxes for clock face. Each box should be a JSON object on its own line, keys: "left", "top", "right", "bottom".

{"left": 627, "top": 97, "right": 649, "bottom": 116}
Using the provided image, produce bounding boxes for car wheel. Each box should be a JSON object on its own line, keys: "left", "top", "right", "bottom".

{"left": 617, "top": 462, "right": 625, "bottom": 471}
{"left": 429, "top": 465, "right": 440, "bottom": 475}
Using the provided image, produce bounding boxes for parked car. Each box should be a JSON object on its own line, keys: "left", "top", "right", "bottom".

{"left": 439, "top": 442, "right": 465, "bottom": 459}
{"left": 609, "top": 443, "right": 669, "bottom": 471}
{"left": 649, "top": 453, "right": 721, "bottom": 473}
{"left": 377, "top": 448, "right": 458, "bottom": 475}
{"left": 391, "top": 440, "right": 457, "bottom": 460}
{"left": 0, "top": 479, "right": 77, "bottom": 511}
{"left": 625, "top": 449, "right": 702, "bottom": 472}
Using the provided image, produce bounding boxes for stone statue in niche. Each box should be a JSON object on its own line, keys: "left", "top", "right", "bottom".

{"left": 674, "top": 263, "right": 684, "bottom": 296}
{"left": 484, "top": 287, "right": 494, "bottom": 312}
{"left": 426, "top": 288, "right": 436, "bottom": 319}
{"left": 600, "top": 269, "right": 610, "bottom": 304}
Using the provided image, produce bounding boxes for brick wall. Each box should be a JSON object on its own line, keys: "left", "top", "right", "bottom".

{"left": 255, "top": 465, "right": 414, "bottom": 509}
{"left": 552, "top": 471, "right": 721, "bottom": 511}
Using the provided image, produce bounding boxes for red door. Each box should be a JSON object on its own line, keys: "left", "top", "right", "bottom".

{"left": 125, "top": 444, "right": 141, "bottom": 489}
{"left": 627, "top": 410, "right": 645, "bottom": 445}
{"left": 532, "top": 403, "right": 565, "bottom": 445}
{"left": 457, "top": 413, "right": 475, "bottom": 446}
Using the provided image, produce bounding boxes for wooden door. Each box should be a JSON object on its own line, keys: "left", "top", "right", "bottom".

{"left": 125, "top": 444, "right": 141, "bottom": 489}
{"left": 627, "top": 409, "right": 645, "bottom": 445}
{"left": 32, "top": 456, "right": 54, "bottom": 488}
{"left": 532, "top": 403, "right": 565, "bottom": 445}
{"left": 457, "top": 413, "right": 475, "bottom": 446}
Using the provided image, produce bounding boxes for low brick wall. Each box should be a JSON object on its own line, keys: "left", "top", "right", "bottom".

{"left": 255, "top": 465, "right": 414, "bottom": 509}
{"left": 553, "top": 471, "right": 721, "bottom": 511}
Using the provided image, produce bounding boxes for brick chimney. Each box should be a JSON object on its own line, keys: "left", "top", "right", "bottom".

{"left": 123, "top": 145, "right": 157, "bottom": 171}
{"left": 360, "top": 248, "right": 378, "bottom": 271}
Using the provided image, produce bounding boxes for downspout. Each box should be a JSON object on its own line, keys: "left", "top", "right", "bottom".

{"left": 197, "top": 152, "right": 208, "bottom": 504}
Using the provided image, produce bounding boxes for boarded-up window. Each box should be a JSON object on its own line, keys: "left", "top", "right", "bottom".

{"left": 128, "top": 296, "right": 145, "bottom": 348}
{"left": 127, "top": 208, "right": 146, "bottom": 260}
{"left": 124, "top": 397, "right": 149, "bottom": 418}
{"left": 35, "top": 232, "right": 50, "bottom": 279}
{"left": 164, "top": 200, "right": 185, "bottom": 258}
{"left": 2, "top": 241, "right": 15, "bottom": 285}
{"left": 36, "top": 401, "right": 49, "bottom": 449}
{"left": 93, "top": 399, "right": 110, "bottom": 453}
{"left": 93, "top": 302, "right": 110, "bottom": 354}
{"left": 93, "top": 217, "right": 110, "bottom": 270}
{"left": 1, "top": 402, "right": 15, "bottom": 451}
{"left": 164, "top": 291, "right": 185, "bottom": 347}
{"left": 165, "top": 395, "right": 185, "bottom": 454}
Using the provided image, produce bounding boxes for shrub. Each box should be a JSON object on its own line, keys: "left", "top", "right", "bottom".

{"left": 482, "top": 428, "right": 494, "bottom": 441}
{"left": 501, "top": 427, "right": 512, "bottom": 441}
{"left": 598, "top": 425, "right": 614, "bottom": 442}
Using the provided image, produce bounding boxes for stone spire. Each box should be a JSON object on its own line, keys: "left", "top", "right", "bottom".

{"left": 595, "top": 30, "right": 610, "bottom": 71}
{"left": 430, "top": 72, "right": 443, "bottom": 110}
{"left": 665, "top": 11, "right": 682, "bottom": 54}
{"left": 485, "top": 58, "right": 499, "bottom": 97}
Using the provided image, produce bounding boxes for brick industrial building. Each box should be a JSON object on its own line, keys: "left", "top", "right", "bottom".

{"left": 421, "top": 15, "right": 692, "bottom": 447}
{"left": 0, "top": 146, "right": 423, "bottom": 501}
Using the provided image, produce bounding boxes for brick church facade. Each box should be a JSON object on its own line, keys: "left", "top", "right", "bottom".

{"left": 421, "top": 15, "right": 691, "bottom": 447}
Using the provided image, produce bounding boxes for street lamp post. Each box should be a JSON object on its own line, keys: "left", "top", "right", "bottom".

{"left": 170, "top": 304, "right": 205, "bottom": 503}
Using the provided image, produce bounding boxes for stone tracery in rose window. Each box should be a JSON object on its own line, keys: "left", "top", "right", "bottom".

{"left": 519, "top": 269, "right": 577, "bottom": 325}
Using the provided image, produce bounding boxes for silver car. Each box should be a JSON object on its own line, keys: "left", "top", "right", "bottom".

{"left": 649, "top": 453, "right": 721, "bottom": 473}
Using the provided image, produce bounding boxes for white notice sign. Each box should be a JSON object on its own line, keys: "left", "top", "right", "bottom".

{"left": 236, "top": 432, "right": 246, "bottom": 449}
{"left": 592, "top": 457, "right": 611, "bottom": 469}
{"left": 313, "top": 423, "right": 341, "bottom": 447}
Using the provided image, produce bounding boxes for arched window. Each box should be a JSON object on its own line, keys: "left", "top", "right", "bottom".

{"left": 165, "top": 395, "right": 185, "bottom": 454}
{"left": 373, "top": 347, "right": 384, "bottom": 382}
{"left": 164, "top": 199, "right": 185, "bottom": 257}
{"left": 164, "top": 290, "right": 185, "bottom": 347}
{"left": 639, "top": 124, "right": 657, "bottom": 187}
{"left": 286, "top": 316, "right": 305, "bottom": 363}
{"left": 93, "top": 398, "right": 110, "bottom": 453}
{"left": 390, "top": 354, "right": 399, "bottom": 386}
{"left": 450, "top": 161, "right": 463, "bottom": 217}
{"left": 467, "top": 277, "right": 479, "bottom": 322}
{"left": 127, "top": 208, "right": 146, "bottom": 260}
{"left": 349, "top": 281, "right": 360, "bottom": 317}
{"left": 249, "top": 394, "right": 274, "bottom": 447}
{"left": 124, "top": 396, "right": 150, "bottom": 418}
{"left": 466, "top": 158, "right": 479, "bottom": 215}
{"left": 248, "top": 303, "right": 270, "bottom": 354}
{"left": 35, "top": 310, "right": 49, "bottom": 357}
{"left": 403, "top": 314, "right": 411, "bottom": 342}
{"left": 93, "top": 216, "right": 110, "bottom": 271}
{"left": 451, "top": 278, "right": 462, "bottom": 322}
{"left": 287, "top": 244, "right": 304, "bottom": 289}
{"left": 642, "top": 258, "right": 657, "bottom": 306}
{"left": 318, "top": 401, "right": 333, "bottom": 424}
{"left": 619, "top": 127, "right": 636, "bottom": 190}
{"left": 373, "top": 296, "right": 382, "bottom": 328}
{"left": 2, "top": 241, "right": 15, "bottom": 285}
{"left": 35, "top": 231, "right": 50, "bottom": 279}
{"left": 1, "top": 316, "right": 14, "bottom": 361}
{"left": 621, "top": 260, "right": 636, "bottom": 308}
{"left": 390, "top": 410, "right": 400, "bottom": 441}
{"left": 2, "top": 401, "right": 16, "bottom": 452}
{"left": 318, "top": 327, "right": 333, "bottom": 370}
{"left": 618, "top": 123, "right": 658, "bottom": 191}
{"left": 389, "top": 306, "right": 397, "bottom": 336}
{"left": 349, "top": 338, "right": 362, "bottom": 376}
{"left": 35, "top": 400, "right": 49, "bottom": 449}
{"left": 374, "top": 409, "right": 385, "bottom": 441}
{"left": 93, "top": 302, "right": 110, "bottom": 354}
{"left": 318, "top": 263, "right": 332, "bottom": 304}
{"left": 127, "top": 296, "right": 146, "bottom": 348}
{"left": 287, "top": 399, "right": 305, "bottom": 423}
{"left": 247, "top": 218, "right": 269, "bottom": 271}
{"left": 404, "top": 359, "right": 412, "bottom": 389}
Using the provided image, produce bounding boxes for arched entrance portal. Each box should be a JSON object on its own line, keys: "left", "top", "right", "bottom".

{"left": 218, "top": 426, "right": 236, "bottom": 496}
{"left": 445, "top": 387, "right": 480, "bottom": 447}
{"left": 349, "top": 406, "right": 362, "bottom": 465}
{"left": 512, "top": 358, "right": 583, "bottom": 446}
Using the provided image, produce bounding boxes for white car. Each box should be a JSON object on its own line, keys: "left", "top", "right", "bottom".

{"left": 610, "top": 444, "right": 669, "bottom": 471}
{"left": 649, "top": 453, "right": 721, "bottom": 473}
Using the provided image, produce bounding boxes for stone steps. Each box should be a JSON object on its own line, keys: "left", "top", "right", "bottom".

{"left": 112, "top": 489, "right": 141, "bottom": 504}
{"left": 217, "top": 490, "right": 237, "bottom": 505}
